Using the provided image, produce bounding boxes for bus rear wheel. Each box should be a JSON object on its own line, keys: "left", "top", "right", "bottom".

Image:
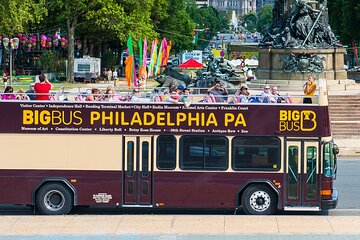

{"left": 36, "top": 183, "right": 73, "bottom": 215}
{"left": 242, "top": 185, "right": 277, "bottom": 215}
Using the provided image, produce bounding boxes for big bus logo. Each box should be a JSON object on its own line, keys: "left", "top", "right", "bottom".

{"left": 279, "top": 110, "right": 317, "bottom": 132}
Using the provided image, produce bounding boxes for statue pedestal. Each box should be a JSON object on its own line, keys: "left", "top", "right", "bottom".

{"left": 257, "top": 47, "right": 347, "bottom": 81}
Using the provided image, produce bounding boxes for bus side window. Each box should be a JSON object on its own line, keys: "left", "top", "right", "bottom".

{"left": 180, "top": 136, "right": 228, "bottom": 170}
{"left": 157, "top": 135, "right": 176, "bottom": 170}
{"left": 232, "top": 136, "right": 280, "bottom": 171}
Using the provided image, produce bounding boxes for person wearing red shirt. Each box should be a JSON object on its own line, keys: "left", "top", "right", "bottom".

{"left": 34, "top": 74, "right": 53, "bottom": 100}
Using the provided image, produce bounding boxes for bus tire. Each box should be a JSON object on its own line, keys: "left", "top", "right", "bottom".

{"left": 242, "top": 185, "right": 277, "bottom": 215}
{"left": 36, "top": 183, "right": 73, "bottom": 215}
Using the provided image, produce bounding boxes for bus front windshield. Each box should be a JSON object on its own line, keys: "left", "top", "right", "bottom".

{"left": 324, "top": 142, "right": 337, "bottom": 178}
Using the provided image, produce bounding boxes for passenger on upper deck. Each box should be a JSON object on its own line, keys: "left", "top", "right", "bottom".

{"left": 303, "top": 74, "right": 317, "bottom": 104}
{"left": 85, "top": 88, "right": 101, "bottom": 101}
{"left": 1, "top": 86, "right": 15, "bottom": 100}
{"left": 104, "top": 86, "right": 120, "bottom": 102}
{"left": 207, "top": 79, "right": 228, "bottom": 103}
{"left": 234, "top": 85, "right": 251, "bottom": 103}
{"left": 181, "top": 88, "right": 192, "bottom": 107}
{"left": 25, "top": 83, "right": 36, "bottom": 100}
{"left": 171, "top": 85, "right": 185, "bottom": 101}
{"left": 260, "top": 85, "right": 272, "bottom": 103}
{"left": 130, "top": 88, "right": 141, "bottom": 102}
{"left": 269, "top": 86, "right": 279, "bottom": 103}
{"left": 15, "top": 88, "right": 30, "bottom": 100}
{"left": 164, "top": 90, "right": 180, "bottom": 104}
{"left": 34, "top": 74, "right": 53, "bottom": 101}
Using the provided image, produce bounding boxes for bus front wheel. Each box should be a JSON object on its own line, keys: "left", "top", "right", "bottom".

{"left": 242, "top": 185, "right": 277, "bottom": 215}
{"left": 36, "top": 183, "right": 73, "bottom": 215}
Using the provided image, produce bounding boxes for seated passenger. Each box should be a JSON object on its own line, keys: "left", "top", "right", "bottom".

{"left": 104, "top": 86, "right": 120, "bottom": 101}
{"left": 1, "top": 86, "right": 16, "bottom": 100}
{"left": 151, "top": 88, "right": 164, "bottom": 102}
{"left": 269, "top": 86, "right": 279, "bottom": 103}
{"left": 85, "top": 88, "right": 101, "bottom": 101}
{"left": 181, "top": 88, "right": 192, "bottom": 107}
{"left": 130, "top": 88, "right": 141, "bottom": 102}
{"left": 260, "top": 85, "right": 272, "bottom": 103}
{"left": 129, "top": 88, "right": 150, "bottom": 102}
{"left": 171, "top": 85, "right": 185, "bottom": 101}
{"left": 207, "top": 79, "right": 228, "bottom": 103}
{"left": 164, "top": 90, "right": 179, "bottom": 104}
{"left": 15, "top": 88, "right": 30, "bottom": 100}
{"left": 234, "top": 85, "right": 251, "bottom": 103}
{"left": 25, "top": 83, "right": 36, "bottom": 100}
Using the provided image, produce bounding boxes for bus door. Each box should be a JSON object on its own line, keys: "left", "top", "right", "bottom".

{"left": 285, "top": 140, "right": 320, "bottom": 210}
{"left": 123, "top": 136, "right": 153, "bottom": 206}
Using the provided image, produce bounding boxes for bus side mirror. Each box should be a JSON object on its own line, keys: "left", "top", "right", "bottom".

{"left": 333, "top": 145, "right": 339, "bottom": 155}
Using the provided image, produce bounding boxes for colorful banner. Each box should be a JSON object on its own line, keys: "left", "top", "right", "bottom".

{"left": 160, "top": 38, "right": 168, "bottom": 66}
{"left": 148, "top": 39, "right": 158, "bottom": 78}
{"left": 1, "top": 102, "right": 329, "bottom": 138}
{"left": 154, "top": 40, "right": 163, "bottom": 76}
{"left": 125, "top": 35, "right": 136, "bottom": 87}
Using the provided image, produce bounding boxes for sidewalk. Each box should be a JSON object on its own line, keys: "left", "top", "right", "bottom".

{"left": 1, "top": 215, "right": 360, "bottom": 235}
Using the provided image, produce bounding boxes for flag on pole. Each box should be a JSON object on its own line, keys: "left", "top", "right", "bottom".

{"left": 125, "top": 35, "right": 134, "bottom": 87}
{"left": 142, "top": 38, "right": 148, "bottom": 67}
{"left": 164, "top": 41, "right": 172, "bottom": 65}
{"left": 138, "top": 38, "right": 148, "bottom": 86}
{"left": 148, "top": 39, "right": 158, "bottom": 77}
{"left": 138, "top": 38, "right": 143, "bottom": 68}
{"left": 161, "top": 38, "right": 168, "bottom": 66}
{"left": 154, "top": 40, "right": 163, "bottom": 76}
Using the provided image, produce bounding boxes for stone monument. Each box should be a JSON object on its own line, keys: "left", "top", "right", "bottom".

{"left": 257, "top": 0, "right": 347, "bottom": 83}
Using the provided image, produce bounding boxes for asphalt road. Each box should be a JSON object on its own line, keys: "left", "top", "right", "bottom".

{"left": 334, "top": 158, "right": 360, "bottom": 210}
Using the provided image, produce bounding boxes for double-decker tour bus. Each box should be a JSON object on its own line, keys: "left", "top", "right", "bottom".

{"left": 0, "top": 79, "right": 338, "bottom": 215}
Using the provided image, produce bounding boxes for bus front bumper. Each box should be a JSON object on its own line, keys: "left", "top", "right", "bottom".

{"left": 321, "top": 188, "right": 338, "bottom": 210}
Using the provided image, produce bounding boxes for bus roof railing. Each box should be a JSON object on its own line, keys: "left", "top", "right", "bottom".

{"left": 0, "top": 80, "right": 327, "bottom": 105}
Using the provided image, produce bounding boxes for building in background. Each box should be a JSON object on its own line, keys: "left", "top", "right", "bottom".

{"left": 256, "top": 0, "right": 274, "bottom": 12}
{"left": 208, "top": 0, "right": 256, "bottom": 14}
{"left": 195, "top": 0, "right": 209, "bottom": 7}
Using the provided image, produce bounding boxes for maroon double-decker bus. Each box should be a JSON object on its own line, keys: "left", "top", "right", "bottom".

{"left": 0, "top": 81, "right": 338, "bottom": 215}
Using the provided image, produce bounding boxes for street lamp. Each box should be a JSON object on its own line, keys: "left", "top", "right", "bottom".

{"left": 3, "top": 37, "right": 19, "bottom": 85}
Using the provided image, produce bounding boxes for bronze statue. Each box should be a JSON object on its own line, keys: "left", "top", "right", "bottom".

{"left": 260, "top": 0, "right": 340, "bottom": 49}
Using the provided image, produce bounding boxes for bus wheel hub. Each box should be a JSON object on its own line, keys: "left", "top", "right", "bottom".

{"left": 249, "top": 191, "right": 271, "bottom": 212}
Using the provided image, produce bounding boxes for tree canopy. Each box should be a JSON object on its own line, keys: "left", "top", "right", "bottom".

{"left": 0, "top": 0, "right": 47, "bottom": 35}
{"left": 328, "top": 0, "right": 360, "bottom": 46}
{"left": 257, "top": 4, "right": 273, "bottom": 34}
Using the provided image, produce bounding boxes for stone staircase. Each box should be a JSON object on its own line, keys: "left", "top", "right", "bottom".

{"left": 247, "top": 78, "right": 360, "bottom": 91}
{"left": 328, "top": 95, "right": 360, "bottom": 156}
{"left": 328, "top": 95, "right": 360, "bottom": 137}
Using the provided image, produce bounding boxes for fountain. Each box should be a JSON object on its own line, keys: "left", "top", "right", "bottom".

{"left": 230, "top": 10, "right": 239, "bottom": 32}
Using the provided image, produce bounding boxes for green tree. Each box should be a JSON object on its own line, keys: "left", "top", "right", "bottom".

{"left": 0, "top": 0, "right": 47, "bottom": 35}
{"left": 257, "top": 4, "right": 273, "bottom": 34}
{"left": 187, "top": 5, "right": 229, "bottom": 50}
{"left": 153, "top": 0, "right": 194, "bottom": 53}
{"left": 328, "top": 0, "right": 360, "bottom": 46}
{"left": 46, "top": 0, "right": 158, "bottom": 82}
{"left": 242, "top": 13, "right": 258, "bottom": 32}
